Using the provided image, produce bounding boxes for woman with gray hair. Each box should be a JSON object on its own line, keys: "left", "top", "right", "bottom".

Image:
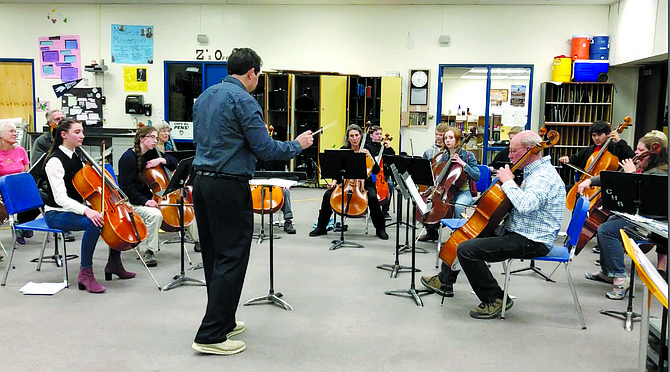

{"left": 0, "top": 120, "right": 39, "bottom": 245}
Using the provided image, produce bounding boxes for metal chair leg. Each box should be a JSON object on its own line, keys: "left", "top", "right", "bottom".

{"left": 565, "top": 263, "right": 586, "bottom": 329}
{"left": 36, "top": 233, "right": 50, "bottom": 271}
{"left": 501, "top": 259, "right": 513, "bottom": 319}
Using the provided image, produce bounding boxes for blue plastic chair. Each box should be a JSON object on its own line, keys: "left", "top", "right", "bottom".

{"left": 436, "top": 218, "right": 467, "bottom": 267}
{"left": 501, "top": 195, "right": 589, "bottom": 329}
{"left": 475, "top": 164, "right": 492, "bottom": 194}
{"left": 0, "top": 173, "right": 70, "bottom": 287}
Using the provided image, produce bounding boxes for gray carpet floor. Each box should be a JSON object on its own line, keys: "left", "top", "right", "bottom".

{"left": 0, "top": 187, "right": 664, "bottom": 371}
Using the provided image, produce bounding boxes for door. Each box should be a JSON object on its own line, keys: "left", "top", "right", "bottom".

{"left": 0, "top": 59, "right": 35, "bottom": 148}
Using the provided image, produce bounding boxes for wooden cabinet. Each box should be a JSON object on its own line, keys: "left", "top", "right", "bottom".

{"left": 540, "top": 82, "right": 614, "bottom": 184}
{"left": 348, "top": 75, "right": 401, "bottom": 152}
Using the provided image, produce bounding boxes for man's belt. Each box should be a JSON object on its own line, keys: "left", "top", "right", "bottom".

{"left": 196, "top": 171, "right": 250, "bottom": 182}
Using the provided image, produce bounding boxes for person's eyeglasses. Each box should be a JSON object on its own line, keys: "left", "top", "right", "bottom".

{"left": 509, "top": 146, "right": 528, "bottom": 154}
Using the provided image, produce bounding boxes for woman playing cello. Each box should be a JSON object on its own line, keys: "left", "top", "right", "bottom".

{"left": 309, "top": 124, "right": 389, "bottom": 240}
{"left": 418, "top": 127, "right": 480, "bottom": 242}
{"left": 581, "top": 130, "right": 668, "bottom": 299}
{"left": 118, "top": 125, "right": 174, "bottom": 267}
{"left": 43, "top": 119, "right": 134, "bottom": 293}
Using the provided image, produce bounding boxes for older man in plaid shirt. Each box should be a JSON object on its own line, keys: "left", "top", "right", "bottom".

{"left": 422, "top": 130, "right": 565, "bottom": 319}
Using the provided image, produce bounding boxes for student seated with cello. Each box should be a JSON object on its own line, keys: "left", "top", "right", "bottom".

{"left": 364, "top": 125, "right": 395, "bottom": 220}
{"left": 118, "top": 125, "right": 173, "bottom": 267}
{"left": 423, "top": 131, "right": 565, "bottom": 319}
{"left": 309, "top": 124, "right": 389, "bottom": 240}
{"left": 558, "top": 120, "right": 635, "bottom": 178}
{"left": 580, "top": 130, "right": 668, "bottom": 298}
{"left": 43, "top": 119, "right": 135, "bottom": 293}
{"left": 418, "top": 126, "right": 480, "bottom": 242}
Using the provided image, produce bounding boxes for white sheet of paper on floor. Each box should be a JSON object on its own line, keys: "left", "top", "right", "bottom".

{"left": 19, "top": 280, "right": 67, "bottom": 295}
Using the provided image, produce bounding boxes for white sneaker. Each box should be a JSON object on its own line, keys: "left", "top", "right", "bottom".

{"left": 192, "top": 339, "right": 246, "bottom": 355}
{"left": 227, "top": 321, "right": 246, "bottom": 338}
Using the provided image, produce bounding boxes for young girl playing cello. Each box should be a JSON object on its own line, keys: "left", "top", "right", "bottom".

{"left": 43, "top": 119, "right": 135, "bottom": 293}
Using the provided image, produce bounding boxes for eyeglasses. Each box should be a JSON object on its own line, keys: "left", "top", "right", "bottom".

{"left": 508, "top": 146, "right": 528, "bottom": 154}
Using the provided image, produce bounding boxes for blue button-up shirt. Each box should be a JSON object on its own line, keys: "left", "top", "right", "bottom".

{"left": 501, "top": 156, "right": 566, "bottom": 247}
{"left": 193, "top": 76, "right": 302, "bottom": 177}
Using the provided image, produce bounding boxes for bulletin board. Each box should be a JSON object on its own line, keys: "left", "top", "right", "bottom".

{"left": 61, "top": 87, "right": 103, "bottom": 127}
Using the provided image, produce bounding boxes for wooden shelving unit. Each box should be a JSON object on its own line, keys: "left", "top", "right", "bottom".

{"left": 539, "top": 82, "right": 614, "bottom": 184}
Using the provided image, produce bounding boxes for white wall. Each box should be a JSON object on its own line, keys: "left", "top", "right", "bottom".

{"left": 0, "top": 3, "right": 649, "bottom": 153}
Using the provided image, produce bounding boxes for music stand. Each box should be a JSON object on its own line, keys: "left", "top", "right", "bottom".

{"left": 243, "top": 171, "right": 305, "bottom": 311}
{"left": 598, "top": 171, "right": 668, "bottom": 330}
{"left": 161, "top": 157, "right": 206, "bottom": 291}
{"left": 384, "top": 170, "right": 432, "bottom": 306}
{"left": 319, "top": 150, "right": 368, "bottom": 250}
{"left": 376, "top": 155, "right": 432, "bottom": 277}
{"left": 387, "top": 155, "right": 433, "bottom": 255}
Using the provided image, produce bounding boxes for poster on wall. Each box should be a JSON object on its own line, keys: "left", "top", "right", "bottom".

{"left": 510, "top": 85, "right": 526, "bottom": 107}
{"left": 170, "top": 121, "right": 193, "bottom": 141}
{"left": 490, "top": 89, "right": 508, "bottom": 107}
{"left": 111, "top": 24, "right": 154, "bottom": 64}
{"left": 38, "top": 35, "right": 82, "bottom": 81}
{"left": 123, "top": 66, "right": 148, "bottom": 92}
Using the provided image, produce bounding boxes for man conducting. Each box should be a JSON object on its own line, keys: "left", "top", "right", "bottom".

{"left": 191, "top": 48, "right": 313, "bottom": 355}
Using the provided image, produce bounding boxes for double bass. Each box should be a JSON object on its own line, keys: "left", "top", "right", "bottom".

{"left": 420, "top": 127, "right": 477, "bottom": 224}
{"left": 73, "top": 144, "right": 147, "bottom": 251}
{"left": 143, "top": 150, "right": 195, "bottom": 232}
{"left": 565, "top": 117, "right": 632, "bottom": 210}
{"left": 439, "top": 130, "right": 560, "bottom": 267}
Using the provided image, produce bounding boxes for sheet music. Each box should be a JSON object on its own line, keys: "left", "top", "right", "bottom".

{"left": 404, "top": 175, "right": 429, "bottom": 215}
{"left": 629, "top": 238, "right": 668, "bottom": 301}
{"left": 612, "top": 211, "right": 668, "bottom": 238}
{"left": 249, "top": 178, "right": 298, "bottom": 188}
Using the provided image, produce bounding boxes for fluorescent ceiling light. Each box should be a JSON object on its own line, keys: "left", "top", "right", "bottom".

{"left": 460, "top": 75, "right": 509, "bottom": 80}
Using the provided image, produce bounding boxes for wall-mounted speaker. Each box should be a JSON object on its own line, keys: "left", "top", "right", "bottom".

{"left": 197, "top": 33, "right": 209, "bottom": 44}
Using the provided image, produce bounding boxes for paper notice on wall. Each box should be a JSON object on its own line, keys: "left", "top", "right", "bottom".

{"left": 171, "top": 121, "right": 193, "bottom": 141}
{"left": 123, "top": 67, "right": 148, "bottom": 92}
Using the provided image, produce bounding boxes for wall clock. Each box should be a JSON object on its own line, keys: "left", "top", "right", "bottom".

{"left": 409, "top": 69, "right": 429, "bottom": 106}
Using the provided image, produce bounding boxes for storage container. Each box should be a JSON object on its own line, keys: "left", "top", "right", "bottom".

{"left": 552, "top": 56, "right": 572, "bottom": 82}
{"left": 573, "top": 60, "right": 609, "bottom": 82}
{"left": 571, "top": 35, "right": 590, "bottom": 60}
{"left": 590, "top": 34, "right": 610, "bottom": 60}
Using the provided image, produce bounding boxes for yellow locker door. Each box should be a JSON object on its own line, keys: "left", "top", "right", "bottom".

{"left": 380, "top": 76, "right": 401, "bottom": 152}
{"left": 319, "top": 75, "right": 347, "bottom": 152}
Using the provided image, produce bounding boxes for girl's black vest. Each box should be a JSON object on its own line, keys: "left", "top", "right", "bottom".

{"left": 44, "top": 148, "right": 84, "bottom": 208}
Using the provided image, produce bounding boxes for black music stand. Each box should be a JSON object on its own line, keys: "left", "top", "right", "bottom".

{"left": 598, "top": 171, "right": 668, "bottom": 331}
{"left": 376, "top": 155, "right": 431, "bottom": 277}
{"left": 243, "top": 171, "right": 306, "bottom": 311}
{"left": 319, "top": 150, "right": 368, "bottom": 250}
{"left": 161, "top": 157, "right": 206, "bottom": 291}
{"left": 392, "top": 156, "right": 433, "bottom": 255}
{"left": 384, "top": 170, "right": 432, "bottom": 306}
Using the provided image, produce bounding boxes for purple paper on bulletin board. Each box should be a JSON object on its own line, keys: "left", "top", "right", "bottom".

{"left": 38, "top": 35, "right": 82, "bottom": 80}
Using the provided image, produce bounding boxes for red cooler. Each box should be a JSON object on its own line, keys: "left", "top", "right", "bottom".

{"left": 571, "top": 35, "right": 590, "bottom": 61}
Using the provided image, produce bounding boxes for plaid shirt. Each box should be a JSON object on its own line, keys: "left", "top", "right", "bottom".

{"left": 501, "top": 156, "right": 565, "bottom": 247}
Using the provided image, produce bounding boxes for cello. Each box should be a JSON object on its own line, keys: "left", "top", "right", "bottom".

{"left": 251, "top": 124, "right": 285, "bottom": 214}
{"left": 374, "top": 133, "right": 393, "bottom": 206}
{"left": 565, "top": 117, "right": 632, "bottom": 210}
{"left": 574, "top": 143, "right": 661, "bottom": 254}
{"left": 329, "top": 130, "right": 374, "bottom": 218}
{"left": 439, "top": 130, "right": 560, "bottom": 267}
{"left": 420, "top": 127, "right": 477, "bottom": 224}
{"left": 143, "top": 150, "right": 195, "bottom": 232}
{"left": 73, "top": 143, "right": 148, "bottom": 251}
